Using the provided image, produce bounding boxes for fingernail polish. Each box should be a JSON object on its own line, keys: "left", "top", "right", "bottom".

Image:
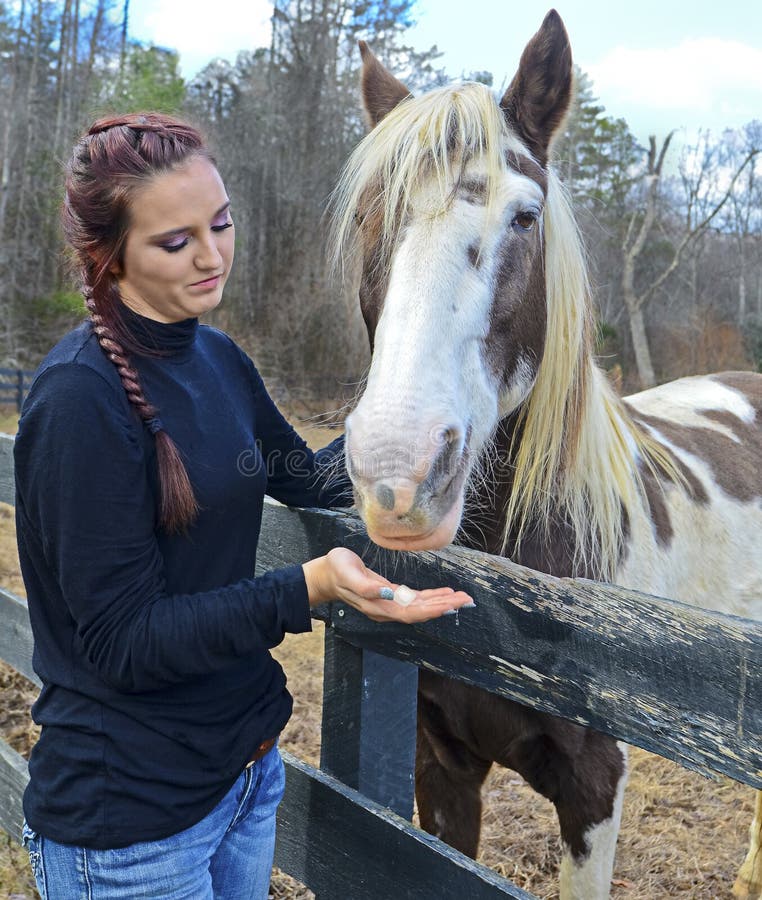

{"left": 464, "top": 601, "right": 476, "bottom": 609}
{"left": 443, "top": 608, "right": 457, "bottom": 616}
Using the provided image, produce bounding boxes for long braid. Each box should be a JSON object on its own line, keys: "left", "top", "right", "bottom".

{"left": 84, "top": 291, "right": 156, "bottom": 420}
{"left": 64, "top": 114, "right": 209, "bottom": 533}
{"left": 84, "top": 287, "right": 199, "bottom": 534}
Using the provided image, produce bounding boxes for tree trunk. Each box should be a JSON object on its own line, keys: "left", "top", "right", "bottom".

{"left": 0, "top": 0, "right": 27, "bottom": 242}
{"left": 53, "top": 0, "right": 73, "bottom": 163}
{"left": 81, "top": 0, "right": 106, "bottom": 103}
{"left": 625, "top": 297, "right": 656, "bottom": 389}
{"left": 120, "top": 0, "right": 130, "bottom": 83}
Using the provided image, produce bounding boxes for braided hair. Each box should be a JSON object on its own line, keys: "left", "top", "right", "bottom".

{"left": 62, "top": 113, "right": 211, "bottom": 533}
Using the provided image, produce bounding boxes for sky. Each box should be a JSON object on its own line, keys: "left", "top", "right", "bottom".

{"left": 127, "top": 0, "right": 762, "bottom": 147}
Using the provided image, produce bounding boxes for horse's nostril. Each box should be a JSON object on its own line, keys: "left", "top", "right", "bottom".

{"left": 425, "top": 430, "right": 465, "bottom": 491}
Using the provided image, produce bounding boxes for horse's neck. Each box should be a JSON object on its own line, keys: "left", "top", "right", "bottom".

{"left": 459, "top": 414, "right": 590, "bottom": 579}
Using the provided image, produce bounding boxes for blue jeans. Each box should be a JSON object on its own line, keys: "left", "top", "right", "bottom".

{"left": 21, "top": 744, "right": 285, "bottom": 899}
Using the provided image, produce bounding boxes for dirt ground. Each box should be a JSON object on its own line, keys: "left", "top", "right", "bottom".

{"left": 0, "top": 415, "right": 754, "bottom": 899}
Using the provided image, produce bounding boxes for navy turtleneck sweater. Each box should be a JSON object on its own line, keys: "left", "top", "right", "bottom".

{"left": 14, "top": 309, "right": 352, "bottom": 849}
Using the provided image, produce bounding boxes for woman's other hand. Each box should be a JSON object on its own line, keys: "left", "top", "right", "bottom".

{"left": 302, "top": 547, "right": 474, "bottom": 623}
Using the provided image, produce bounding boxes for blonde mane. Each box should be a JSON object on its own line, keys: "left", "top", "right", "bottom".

{"left": 331, "top": 82, "right": 525, "bottom": 269}
{"left": 331, "top": 82, "right": 676, "bottom": 579}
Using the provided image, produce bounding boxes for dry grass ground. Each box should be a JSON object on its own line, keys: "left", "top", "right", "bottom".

{"left": 0, "top": 414, "right": 753, "bottom": 899}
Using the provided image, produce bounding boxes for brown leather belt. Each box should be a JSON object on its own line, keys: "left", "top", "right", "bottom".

{"left": 245, "top": 736, "right": 277, "bottom": 768}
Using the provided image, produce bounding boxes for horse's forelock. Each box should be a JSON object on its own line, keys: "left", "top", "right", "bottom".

{"left": 330, "top": 82, "right": 532, "bottom": 274}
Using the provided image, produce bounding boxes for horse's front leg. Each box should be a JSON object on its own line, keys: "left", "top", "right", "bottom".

{"left": 415, "top": 689, "right": 492, "bottom": 857}
{"left": 734, "top": 790, "right": 762, "bottom": 899}
{"left": 556, "top": 742, "right": 628, "bottom": 900}
{"left": 509, "top": 726, "right": 628, "bottom": 900}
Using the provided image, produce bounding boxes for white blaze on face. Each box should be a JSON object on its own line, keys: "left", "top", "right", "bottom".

{"left": 348, "top": 157, "right": 545, "bottom": 495}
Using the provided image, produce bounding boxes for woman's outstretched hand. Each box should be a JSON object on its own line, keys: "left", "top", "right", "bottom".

{"left": 302, "top": 547, "right": 474, "bottom": 623}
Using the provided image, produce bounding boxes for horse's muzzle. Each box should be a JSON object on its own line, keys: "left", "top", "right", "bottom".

{"left": 347, "top": 429, "right": 470, "bottom": 550}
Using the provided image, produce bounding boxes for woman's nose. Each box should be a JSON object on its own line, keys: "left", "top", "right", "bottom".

{"left": 194, "top": 237, "right": 223, "bottom": 270}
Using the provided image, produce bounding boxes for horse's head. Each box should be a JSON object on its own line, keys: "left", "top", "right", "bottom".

{"left": 337, "top": 11, "right": 578, "bottom": 551}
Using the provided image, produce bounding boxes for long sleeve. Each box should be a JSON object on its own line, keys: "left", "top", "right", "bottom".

{"left": 15, "top": 362, "right": 311, "bottom": 695}
{"left": 246, "top": 362, "right": 354, "bottom": 510}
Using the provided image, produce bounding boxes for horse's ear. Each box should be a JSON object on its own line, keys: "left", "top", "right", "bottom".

{"left": 499, "top": 9, "right": 572, "bottom": 167}
{"left": 359, "top": 41, "right": 412, "bottom": 128}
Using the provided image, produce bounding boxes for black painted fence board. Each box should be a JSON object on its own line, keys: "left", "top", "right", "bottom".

{"left": 321, "top": 629, "right": 417, "bottom": 820}
{"left": 256, "top": 503, "right": 762, "bottom": 788}
{"left": 320, "top": 628, "right": 364, "bottom": 787}
{"left": 1, "top": 498, "right": 759, "bottom": 789}
{"left": 275, "top": 750, "right": 535, "bottom": 900}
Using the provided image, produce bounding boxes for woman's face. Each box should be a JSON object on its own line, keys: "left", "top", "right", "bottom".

{"left": 117, "top": 156, "right": 235, "bottom": 323}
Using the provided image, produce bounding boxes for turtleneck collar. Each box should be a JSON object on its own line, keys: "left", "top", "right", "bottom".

{"left": 119, "top": 303, "right": 199, "bottom": 356}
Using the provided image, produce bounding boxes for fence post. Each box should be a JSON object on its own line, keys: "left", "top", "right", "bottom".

{"left": 320, "top": 622, "right": 418, "bottom": 820}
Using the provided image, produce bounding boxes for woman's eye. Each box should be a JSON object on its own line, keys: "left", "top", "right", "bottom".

{"left": 159, "top": 219, "right": 232, "bottom": 252}
{"left": 161, "top": 238, "right": 189, "bottom": 253}
{"left": 512, "top": 211, "right": 538, "bottom": 232}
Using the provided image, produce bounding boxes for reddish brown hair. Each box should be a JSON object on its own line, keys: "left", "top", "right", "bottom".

{"left": 63, "top": 113, "right": 211, "bottom": 533}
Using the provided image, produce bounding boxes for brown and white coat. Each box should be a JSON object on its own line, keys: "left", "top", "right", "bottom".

{"left": 332, "top": 11, "right": 762, "bottom": 899}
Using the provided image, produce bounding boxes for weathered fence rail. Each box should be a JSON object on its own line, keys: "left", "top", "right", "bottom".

{"left": 0, "top": 430, "right": 760, "bottom": 898}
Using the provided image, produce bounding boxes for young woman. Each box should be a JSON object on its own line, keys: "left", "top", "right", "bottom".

{"left": 14, "top": 113, "right": 472, "bottom": 899}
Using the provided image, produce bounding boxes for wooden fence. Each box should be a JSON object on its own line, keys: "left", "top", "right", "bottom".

{"left": 0, "top": 368, "right": 351, "bottom": 417}
{"left": 0, "top": 369, "right": 33, "bottom": 413}
{"left": 0, "top": 429, "right": 760, "bottom": 898}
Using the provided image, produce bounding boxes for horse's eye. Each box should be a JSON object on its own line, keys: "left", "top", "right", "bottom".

{"left": 512, "top": 211, "right": 538, "bottom": 232}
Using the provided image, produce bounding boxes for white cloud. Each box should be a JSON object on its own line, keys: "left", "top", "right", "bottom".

{"left": 133, "top": 0, "right": 273, "bottom": 76}
{"left": 585, "top": 38, "right": 762, "bottom": 115}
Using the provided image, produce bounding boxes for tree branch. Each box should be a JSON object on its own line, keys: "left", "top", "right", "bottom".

{"left": 640, "top": 147, "right": 760, "bottom": 307}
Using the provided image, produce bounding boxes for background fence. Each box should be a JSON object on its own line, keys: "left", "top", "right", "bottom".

{"left": 0, "top": 368, "right": 357, "bottom": 419}
{"left": 0, "top": 369, "right": 33, "bottom": 413}
{"left": 0, "top": 430, "right": 760, "bottom": 898}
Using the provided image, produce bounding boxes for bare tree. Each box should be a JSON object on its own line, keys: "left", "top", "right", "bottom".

{"left": 621, "top": 133, "right": 759, "bottom": 388}
{"left": 720, "top": 123, "right": 762, "bottom": 326}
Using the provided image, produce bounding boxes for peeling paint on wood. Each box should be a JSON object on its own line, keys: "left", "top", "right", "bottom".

{"left": 257, "top": 502, "right": 762, "bottom": 788}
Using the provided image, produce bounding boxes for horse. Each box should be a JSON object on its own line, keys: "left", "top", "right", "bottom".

{"left": 330, "top": 10, "right": 762, "bottom": 899}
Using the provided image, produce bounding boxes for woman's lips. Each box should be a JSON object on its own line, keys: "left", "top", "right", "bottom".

{"left": 190, "top": 274, "right": 222, "bottom": 289}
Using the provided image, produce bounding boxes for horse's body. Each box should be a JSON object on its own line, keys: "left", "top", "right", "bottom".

{"left": 335, "top": 11, "right": 762, "bottom": 898}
